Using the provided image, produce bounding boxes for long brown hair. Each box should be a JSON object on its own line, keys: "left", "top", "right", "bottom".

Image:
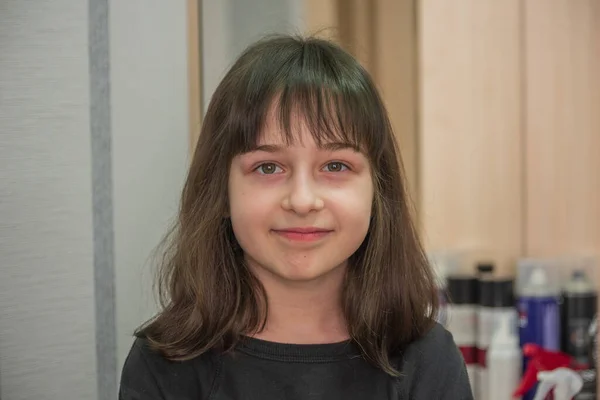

{"left": 137, "top": 34, "right": 438, "bottom": 376}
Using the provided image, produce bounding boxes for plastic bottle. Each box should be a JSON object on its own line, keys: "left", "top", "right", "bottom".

{"left": 488, "top": 311, "right": 522, "bottom": 400}
{"left": 476, "top": 265, "right": 495, "bottom": 400}
{"left": 492, "top": 279, "right": 517, "bottom": 331}
{"left": 447, "top": 276, "right": 478, "bottom": 397}
{"left": 532, "top": 368, "right": 583, "bottom": 400}
{"left": 561, "top": 269, "right": 597, "bottom": 399}
{"left": 561, "top": 270, "right": 597, "bottom": 365}
{"left": 513, "top": 344, "right": 580, "bottom": 398}
{"left": 517, "top": 264, "right": 561, "bottom": 400}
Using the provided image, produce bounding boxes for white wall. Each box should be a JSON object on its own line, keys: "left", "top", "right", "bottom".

{"left": 0, "top": 0, "right": 189, "bottom": 398}
{"left": 202, "top": 0, "right": 306, "bottom": 108}
{"left": 0, "top": 1, "right": 97, "bottom": 399}
{"left": 109, "top": 0, "right": 189, "bottom": 379}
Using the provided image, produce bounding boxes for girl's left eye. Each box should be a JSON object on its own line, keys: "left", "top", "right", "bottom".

{"left": 323, "top": 162, "right": 349, "bottom": 172}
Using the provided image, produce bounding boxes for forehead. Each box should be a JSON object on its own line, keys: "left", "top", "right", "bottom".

{"left": 256, "top": 101, "right": 357, "bottom": 150}
{"left": 256, "top": 114, "right": 362, "bottom": 154}
{"left": 257, "top": 111, "right": 310, "bottom": 146}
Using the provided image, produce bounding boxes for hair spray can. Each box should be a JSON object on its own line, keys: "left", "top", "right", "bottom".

{"left": 562, "top": 270, "right": 597, "bottom": 365}
{"left": 562, "top": 269, "right": 597, "bottom": 399}
{"left": 517, "top": 263, "right": 561, "bottom": 400}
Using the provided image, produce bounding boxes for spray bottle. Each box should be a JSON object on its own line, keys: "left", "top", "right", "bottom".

{"left": 488, "top": 311, "right": 521, "bottom": 400}
{"left": 532, "top": 368, "right": 583, "bottom": 400}
{"left": 513, "top": 344, "right": 587, "bottom": 398}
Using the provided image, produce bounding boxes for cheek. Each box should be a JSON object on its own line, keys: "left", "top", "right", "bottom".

{"left": 332, "top": 178, "right": 374, "bottom": 216}
{"left": 228, "top": 179, "right": 277, "bottom": 237}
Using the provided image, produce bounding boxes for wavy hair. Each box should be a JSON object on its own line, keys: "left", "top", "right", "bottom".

{"left": 137, "top": 34, "right": 438, "bottom": 376}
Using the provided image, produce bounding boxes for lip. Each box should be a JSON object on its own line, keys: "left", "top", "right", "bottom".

{"left": 272, "top": 227, "right": 333, "bottom": 242}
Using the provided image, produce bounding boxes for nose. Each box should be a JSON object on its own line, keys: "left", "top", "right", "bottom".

{"left": 281, "top": 172, "right": 324, "bottom": 214}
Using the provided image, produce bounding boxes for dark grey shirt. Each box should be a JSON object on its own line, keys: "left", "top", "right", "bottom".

{"left": 119, "top": 322, "right": 473, "bottom": 399}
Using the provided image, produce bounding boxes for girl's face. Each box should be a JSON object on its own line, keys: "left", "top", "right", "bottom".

{"left": 228, "top": 106, "right": 374, "bottom": 286}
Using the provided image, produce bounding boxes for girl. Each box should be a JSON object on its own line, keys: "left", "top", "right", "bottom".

{"left": 120, "top": 35, "right": 472, "bottom": 400}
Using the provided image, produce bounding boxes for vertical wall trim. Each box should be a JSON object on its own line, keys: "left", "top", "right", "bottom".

{"left": 518, "top": 0, "right": 528, "bottom": 257}
{"left": 89, "top": 0, "right": 117, "bottom": 398}
{"left": 188, "top": 0, "right": 203, "bottom": 156}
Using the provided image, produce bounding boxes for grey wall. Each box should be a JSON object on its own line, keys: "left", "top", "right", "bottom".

{"left": 110, "top": 0, "right": 189, "bottom": 378}
{"left": 0, "top": 0, "right": 188, "bottom": 399}
{"left": 0, "top": 1, "right": 98, "bottom": 399}
{"left": 202, "top": 0, "right": 306, "bottom": 109}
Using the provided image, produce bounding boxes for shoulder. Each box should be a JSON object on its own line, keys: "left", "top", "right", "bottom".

{"left": 119, "top": 337, "right": 218, "bottom": 400}
{"left": 396, "top": 323, "right": 473, "bottom": 400}
{"left": 404, "top": 322, "right": 461, "bottom": 364}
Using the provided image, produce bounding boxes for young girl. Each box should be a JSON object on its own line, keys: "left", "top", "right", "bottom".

{"left": 119, "top": 35, "right": 472, "bottom": 400}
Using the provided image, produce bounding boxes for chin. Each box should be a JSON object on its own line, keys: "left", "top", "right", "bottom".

{"left": 274, "top": 262, "right": 347, "bottom": 284}
{"left": 243, "top": 250, "right": 349, "bottom": 286}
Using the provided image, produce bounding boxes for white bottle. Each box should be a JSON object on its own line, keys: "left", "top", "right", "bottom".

{"left": 488, "top": 311, "right": 522, "bottom": 400}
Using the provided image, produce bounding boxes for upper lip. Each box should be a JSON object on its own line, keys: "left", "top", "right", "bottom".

{"left": 274, "top": 227, "right": 332, "bottom": 233}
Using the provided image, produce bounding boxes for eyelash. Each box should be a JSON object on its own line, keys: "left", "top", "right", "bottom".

{"left": 254, "top": 162, "right": 350, "bottom": 175}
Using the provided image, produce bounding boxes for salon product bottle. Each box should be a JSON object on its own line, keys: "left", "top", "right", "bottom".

{"left": 488, "top": 311, "right": 522, "bottom": 400}
{"left": 477, "top": 262, "right": 494, "bottom": 278}
{"left": 447, "top": 276, "right": 478, "bottom": 397}
{"left": 562, "top": 270, "right": 597, "bottom": 399}
{"left": 561, "top": 270, "right": 597, "bottom": 365}
{"left": 492, "top": 279, "right": 517, "bottom": 336}
{"left": 475, "top": 263, "right": 495, "bottom": 400}
{"left": 477, "top": 277, "right": 495, "bottom": 400}
{"left": 517, "top": 266, "right": 561, "bottom": 400}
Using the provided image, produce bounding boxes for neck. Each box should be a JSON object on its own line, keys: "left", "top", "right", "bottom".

{"left": 250, "top": 265, "right": 349, "bottom": 344}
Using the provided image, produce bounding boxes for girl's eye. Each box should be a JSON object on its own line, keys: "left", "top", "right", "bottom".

{"left": 256, "top": 163, "right": 282, "bottom": 175}
{"left": 323, "top": 162, "right": 348, "bottom": 172}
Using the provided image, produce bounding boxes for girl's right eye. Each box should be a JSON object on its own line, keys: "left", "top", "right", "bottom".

{"left": 255, "top": 163, "right": 283, "bottom": 175}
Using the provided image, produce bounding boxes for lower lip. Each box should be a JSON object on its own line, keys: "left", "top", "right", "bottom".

{"left": 274, "top": 230, "right": 332, "bottom": 242}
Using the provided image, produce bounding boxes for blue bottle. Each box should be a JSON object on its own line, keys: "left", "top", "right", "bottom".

{"left": 517, "top": 264, "right": 561, "bottom": 400}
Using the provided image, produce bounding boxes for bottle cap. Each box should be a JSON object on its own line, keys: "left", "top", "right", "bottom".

{"left": 565, "top": 269, "right": 596, "bottom": 295}
{"left": 521, "top": 266, "right": 559, "bottom": 297}
{"left": 530, "top": 267, "right": 548, "bottom": 286}
{"left": 477, "top": 262, "right": 494, "bottom": 275}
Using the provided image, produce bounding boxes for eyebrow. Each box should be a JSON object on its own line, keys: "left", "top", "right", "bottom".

{"left": 248, "top": 142, "right": 361, "bottom": 153}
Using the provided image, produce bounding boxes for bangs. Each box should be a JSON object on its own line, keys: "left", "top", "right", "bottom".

{"left": 222, "top": 36, "right": 388, "bottom": 160}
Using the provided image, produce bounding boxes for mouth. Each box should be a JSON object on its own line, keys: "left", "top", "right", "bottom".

{"left": 272, "top": 227, "right": 333, "bottom": 242}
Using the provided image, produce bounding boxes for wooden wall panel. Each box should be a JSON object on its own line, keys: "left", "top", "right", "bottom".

{"left": 372, "top": 0, "right": 420, "bottom": 209}
{"left": 304, "top": 0, "right": 420, "bottom": 209}
{"left": 524, "top": 0, "right": 600, "bottom": 261}
{"left": 188, "top": 0, "right": 202, "bottom": 155}
{"left": 304, "top": 0, "right": 339, "bottom": 38}
{"left": 418, "top": 0, "right": 523, "bottom": 274}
